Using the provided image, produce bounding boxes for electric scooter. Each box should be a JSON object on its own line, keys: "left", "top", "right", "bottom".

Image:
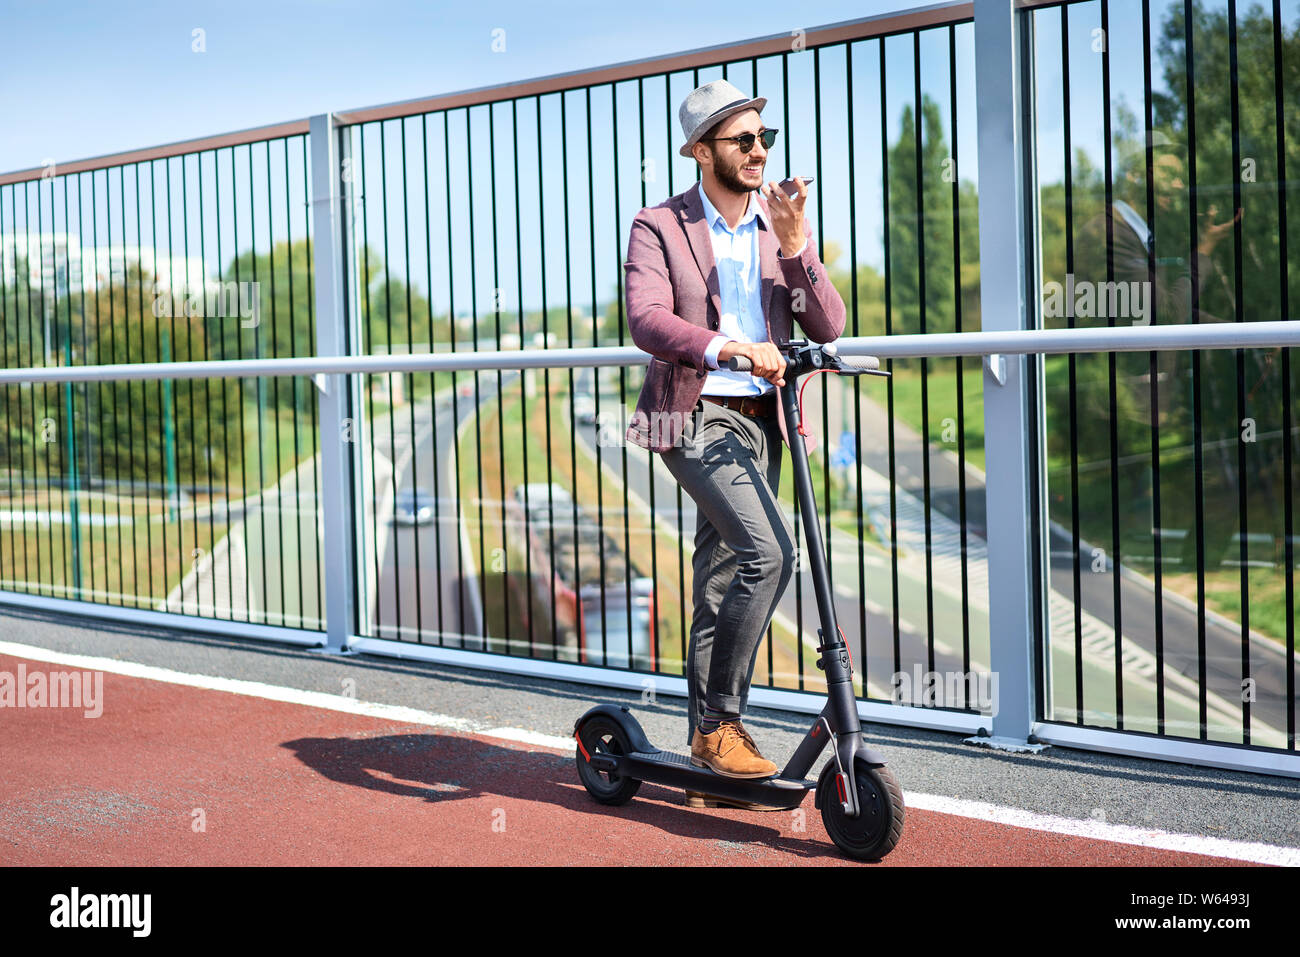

{"left": 573, "top": 340, "right": 904, "bottom": 861}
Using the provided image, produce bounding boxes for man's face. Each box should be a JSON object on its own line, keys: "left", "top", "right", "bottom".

{"left": 698, "top": 109, "right": 769, "bottom": 194}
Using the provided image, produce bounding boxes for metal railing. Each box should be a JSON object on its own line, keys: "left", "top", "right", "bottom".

{"left": 1, "top": 0, "right": 1297, "bottom": 779}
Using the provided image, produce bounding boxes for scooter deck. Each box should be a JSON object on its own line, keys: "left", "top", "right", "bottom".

{"left": 622, "top": 747, "right": 815, "bottom": 810}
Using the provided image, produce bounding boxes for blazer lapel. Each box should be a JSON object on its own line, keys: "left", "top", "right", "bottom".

{"left": 680, "top": 186, "right": 722, "bottom": 328}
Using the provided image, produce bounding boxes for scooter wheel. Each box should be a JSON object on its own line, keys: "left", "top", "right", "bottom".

{"left": 575, "top": 715, "right": 642, "bottom": 806}
{"left": 817, "top": 759, "right": 904, "bottom": 861}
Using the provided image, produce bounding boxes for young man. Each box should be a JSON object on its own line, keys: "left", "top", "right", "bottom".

{"left": 622, "top": 80, "right": 846, "bottom": 804}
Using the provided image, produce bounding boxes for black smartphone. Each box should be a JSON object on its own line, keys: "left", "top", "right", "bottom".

{"left": 777, "top": 176, "right": 815, "bottom": 198}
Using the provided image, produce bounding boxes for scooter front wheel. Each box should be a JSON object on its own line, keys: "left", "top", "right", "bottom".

{"left": 817, "top": 759, "right": 904, "bottom": 861}
{"left": 575, "top": 715, "right": 642, "bottom": 805}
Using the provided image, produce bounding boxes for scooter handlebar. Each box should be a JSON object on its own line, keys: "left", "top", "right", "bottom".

{"left": 725, "top": 352, "right": 881, "bottom": 373}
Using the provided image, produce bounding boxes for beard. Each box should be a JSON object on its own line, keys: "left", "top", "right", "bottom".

{"left": 711, "top": 147, "right": 763, "bottom": 195}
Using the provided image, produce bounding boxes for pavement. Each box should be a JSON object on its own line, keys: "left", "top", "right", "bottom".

{"left": 1, "top": 605, "right": 1298, "bottom": 867}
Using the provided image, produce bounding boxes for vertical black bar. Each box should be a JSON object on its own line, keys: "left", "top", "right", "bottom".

{"left": 249, "top": 144, "right": 269, "bottom": 625}
{"left": 561, "top": 90, "right": 580, "bottom": 663}
{"left": 589, "top": 86, "right": 612, "bottom": 667}
{"left": 846, "top": 39, "right": 871, "bottom": 693}
{"left": 490, "top": 101, "right": 507, "bottom": 652}
{"left": 180, "top": 160, "right": 196, "bottom": 613}
{"left": 162, "top": 161, "right": 177, "bottom": 613}
{"left": 380, "top": 121, "right": 403, "bottom": 638}
{"left": 419, "top": 115, "right": 445, "bottom": 642}
{"left": 284, "top": 137, "right": 305, "bottom": 628}
{"left": 304, "top": 134, "right": 323, "bottom": 630}
{"left": 881, "top": 38, "right": 901, "bottom": 683}
{"left": 267, "top": 139, "right": 286, "bottom": 627}
{"left": 400, "top": 117, "right": 424, "bottom": 641}
{"left": 913, "top": 30, "right": 936, "bottom": 676}
{"left": 1273, "top": 0, "right": 1295, "bottom": 751}
{"left": 1185, "top": 0, "right": 1209, "bottom": 740}
{"left": 37, "top": 175, "right": 54, "bottom": 596}
{"left": 228, "top": 148, "right": 250, "bottom": 620}
{"left": 447, "top": 110, "right": 470, "bottom": 644}
{"left": 359, "top": 126, "right": 382, "bottom": 638}
{"left": 511, "top": 101, "right": 532, "bottom": 656}
{"left": 23, "top": 181, "right": 37, "bottom": 594}
{"left": 214, "top": 149, "right": 234, "bottom": 621}
{"left": 134, "top": 164, "right": 153, "bottom": 608}
{"left": 1061, "top": 3, "right": 1085, "bottom": 724}
{"left": 34, "top": 176, "right": 53, "bottom": 596}
{"left": 815, "top": 46, "right": 834, "bottom": 624}
{"left": 120, "top": 164, "right": 137, "bottom": 606}
{"left": 1100, "top": 0, "right": 1125, "bottom": 728}
{"left": 467, "top": 107, "right": 485, "bottom": 646}
{"left": 611, "top": 85, "right": 632, "bottom": 670}
{"left": 108, "top": 168, "right": 125, "bottom": 604}
{"left": 1227, "top": 0, "right": 1251, "bottom": 744}
{"left": 949, "top": 23, "right": 973, "bottom": 700}
{"left": 1142, "top": 0, "right": 1167, "bottom": 735}
{"left": 196, "top": 150, "right": 215, "bottom": 618}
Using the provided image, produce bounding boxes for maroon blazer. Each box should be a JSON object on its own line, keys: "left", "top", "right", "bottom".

{"left": 622, "top": 184, "right": 847, "bottom": 454}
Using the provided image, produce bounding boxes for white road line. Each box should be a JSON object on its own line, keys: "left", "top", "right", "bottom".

{"left": 1, "top": 637, "right": 1292, "bottom": 867}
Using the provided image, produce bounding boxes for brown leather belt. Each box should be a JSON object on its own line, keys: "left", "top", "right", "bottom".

{"left": 699, "top": 391, "right": 777, "bottom": 419}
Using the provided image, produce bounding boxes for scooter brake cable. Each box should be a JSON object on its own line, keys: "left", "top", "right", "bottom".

{"left": 818, "top": 716, "right": 844, "bottom": 776}
{"left": 796, "top": 369, "right": 828, "bottom": 437}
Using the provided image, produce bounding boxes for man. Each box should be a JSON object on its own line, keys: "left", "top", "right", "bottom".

{"left": 622, "top": 80, "right": 847, "bottom": 806}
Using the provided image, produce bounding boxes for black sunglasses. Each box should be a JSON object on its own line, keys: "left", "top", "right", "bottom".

{"left": 702, "top": 128, "right": 779, "bottom": 153}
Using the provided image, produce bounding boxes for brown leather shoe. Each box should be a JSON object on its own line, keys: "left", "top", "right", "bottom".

{"left": 684, "top": 789, "right": 785, "bottom": 812}
{"left": 690, "top": 722, "right": 778, "bottom": 779}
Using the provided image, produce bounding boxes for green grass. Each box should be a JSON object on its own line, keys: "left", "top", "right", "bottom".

{"left": 883, "top": 360, "right": 986, "bottom": 474}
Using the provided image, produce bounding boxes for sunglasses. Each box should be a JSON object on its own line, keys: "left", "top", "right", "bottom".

{"left": 702, "top": 128, "right": 779, "bottom": 153}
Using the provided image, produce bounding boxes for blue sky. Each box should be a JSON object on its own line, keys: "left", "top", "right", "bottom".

{"left": 1, "top": 0, "right": 918, "bottom": 174}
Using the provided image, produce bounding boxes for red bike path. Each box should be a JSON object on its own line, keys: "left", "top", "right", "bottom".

{"left": 0, "top": 654, "right": 1260, "bottom": 867}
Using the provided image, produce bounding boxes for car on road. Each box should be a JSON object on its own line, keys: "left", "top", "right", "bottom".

{"left": 573, "top": 392, "right": 597, "bottom": 425}
{"left": 393, "top": 487, "right": 435, "bottom": 526}
{"left": 578, "top": 577, "right": 655, "bottom": 671}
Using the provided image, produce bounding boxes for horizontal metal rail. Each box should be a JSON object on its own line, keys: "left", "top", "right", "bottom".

{"left": 0, "top": 321, "right": 1296, "bottom": 385}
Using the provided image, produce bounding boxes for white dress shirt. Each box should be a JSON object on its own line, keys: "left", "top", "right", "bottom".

{"left": 696, "top": 182, "right": 807, "bottom": 396}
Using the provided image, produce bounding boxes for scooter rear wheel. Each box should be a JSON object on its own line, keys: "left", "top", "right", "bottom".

{"left": 817, "top": 759, "right": 905, "bottom": 861}
{"left": 575, "top": 715, "right": 642, "bottom": 805}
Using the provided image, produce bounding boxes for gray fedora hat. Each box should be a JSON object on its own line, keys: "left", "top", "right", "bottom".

{"left": 678, "top": 79, "right": 767, "bottom": 158}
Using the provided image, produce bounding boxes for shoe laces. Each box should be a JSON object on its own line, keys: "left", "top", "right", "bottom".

{"left": 720, "top": 721, "right": 756, "bottom": 753}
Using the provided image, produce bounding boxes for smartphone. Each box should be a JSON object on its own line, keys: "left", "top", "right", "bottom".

{"left": 777, "top": 176, "right": 815, "bottom": 198}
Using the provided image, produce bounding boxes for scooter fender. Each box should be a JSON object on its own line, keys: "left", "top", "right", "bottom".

{"left": 573, "top": 704, "right": 656, "bottom": 754}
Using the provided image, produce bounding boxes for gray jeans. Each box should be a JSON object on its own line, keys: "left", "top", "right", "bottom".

{"left": 660, "top": 399, "right": 797, "bottom": 747}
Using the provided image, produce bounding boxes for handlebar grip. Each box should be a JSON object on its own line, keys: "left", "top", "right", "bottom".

{"left": 726, "top": 355, "right": 754, "bottom": 372}
{"left": 842, "top": 354, "right": 881, "bottom": 371}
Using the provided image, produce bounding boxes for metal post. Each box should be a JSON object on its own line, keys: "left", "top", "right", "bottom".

{"left": 309, "top": 113, "right": 358, "bottom": 654}
{"left": 971, "top": 0, "right": 1046, "bottom": 750}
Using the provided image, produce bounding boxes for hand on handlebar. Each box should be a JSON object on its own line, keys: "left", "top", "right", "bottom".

{"left": 719, "top": 340, "right": 786, "bottom": 387}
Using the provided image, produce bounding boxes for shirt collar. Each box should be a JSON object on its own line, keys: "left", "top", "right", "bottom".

{"left": 697, "top": 182, "right": 769, "bottom": 232}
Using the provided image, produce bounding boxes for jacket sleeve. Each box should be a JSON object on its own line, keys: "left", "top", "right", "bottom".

{"left": 623, "top": 208, "right": 717, "bottom": 375}
{"left": 778, "top": 214, "right": 846, "bottom": 343}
